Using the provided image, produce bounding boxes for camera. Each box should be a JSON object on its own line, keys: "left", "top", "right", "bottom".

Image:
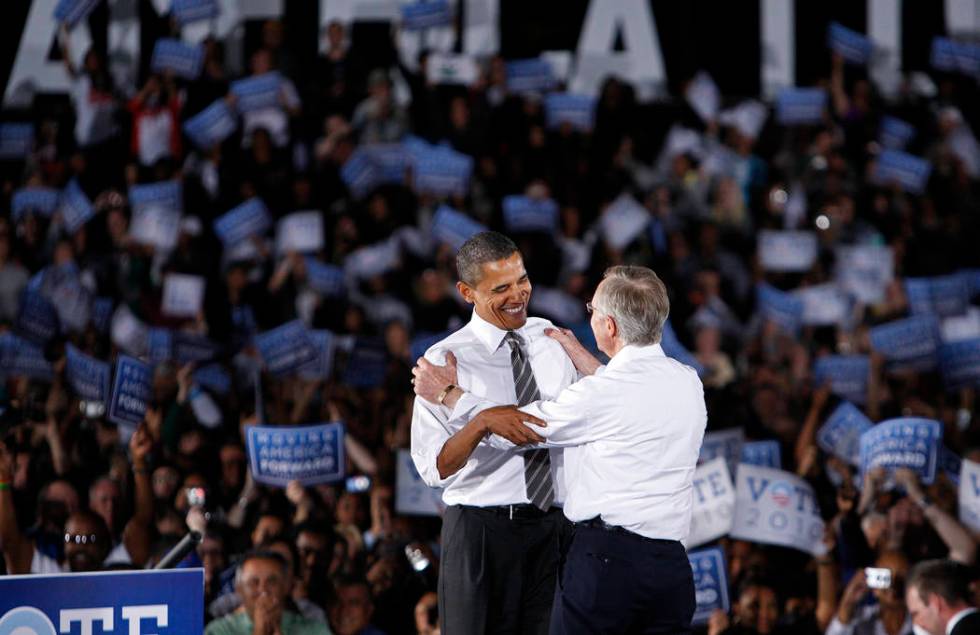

{"left": 346, "top": 475, "right": 371, "bottom": 493}
{"left": 405, "top": 544, "right": 431, "bottom": 572}
{"left": 186, "top": 487, "right": 206, "bottom": 508}
{"left": 865, "top": 567, "right": 892, "bottom": 590}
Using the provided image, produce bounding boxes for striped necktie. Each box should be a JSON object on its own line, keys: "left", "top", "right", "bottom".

{"left": 505, "top": 331, "right": 555, "bottom": 511}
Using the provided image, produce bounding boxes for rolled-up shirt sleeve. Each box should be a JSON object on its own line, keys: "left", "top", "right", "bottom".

{"left": 410, "top": 394, "right": 459, "bottom": 488}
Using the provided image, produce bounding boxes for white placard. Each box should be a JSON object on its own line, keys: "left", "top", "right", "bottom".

{"left": 758, "top": 230, "right": 818, "bottom": 272}
{"left": 110, "top": 305, "right": 149, "bottom": 357}
{"left": 161, "top": 273, "right": 206, "bottom": 318}
{"left": 395, "top": 449, "right": 444, "bottom": 516}
{"left": 599, "top": 194, "right": 649, "bottom": 251}
{"left": 688, "top": 457, "right": 736, "bottom": 548}
{"left": 959, "top": 459, "right": 980, "bottom": 533}
{"left": 129, "top": 205, "right": 181, "bottom": 252}
{"left": 426, "top": 53, "right": 479, "bottom": 86}
{"left": 836, "top": 245, "right": 894, "bottom": 305}
{"left": 686, "top": 71, "right": 720, "bottom": 123}
{"left": 730, "top": 464, "right": 825, "bottom": 555}
{"left": 794, "top": 283, "right": 851, "bottom": 326}
{"left": 276, "top": 211, "right": 324, "bottom": 255}
{"left": 941, "top": 308, "right": 980, "bottom": 343}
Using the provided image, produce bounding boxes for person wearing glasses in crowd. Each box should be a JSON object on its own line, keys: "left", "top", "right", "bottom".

{"left": 413, "top": 265, "right": 707, "bottom": 634}
{"left": 410, "top": 231, "right": 579, "bottom": 634}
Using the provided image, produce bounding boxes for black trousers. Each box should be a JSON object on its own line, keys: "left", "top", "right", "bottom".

{"left": 549, "top": 524, "right": 695, "bottom": 635}
{"left": 439, "top": 504, "right": 567, "bottom": 635}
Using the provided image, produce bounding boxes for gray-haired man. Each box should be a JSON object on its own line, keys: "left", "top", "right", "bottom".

{"left": 410, "top": 231, "right": 578, "bottom": 634}
{"left": 414, "top": 266, "right": 708, "bottom": 634}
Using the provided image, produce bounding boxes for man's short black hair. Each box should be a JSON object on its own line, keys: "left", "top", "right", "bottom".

{"left": 455, "top": 231, "right": 519, "bottom": 287}
{"left": 907, "top": 559, "right": 974, "bottom": 607}
{"left": 236, "top": 549, "right": 290, "bottom": 586}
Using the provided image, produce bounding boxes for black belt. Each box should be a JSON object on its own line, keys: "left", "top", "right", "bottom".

{"left": 474, "top": 503, "right": 561, "bottom": 520}
{"left": 576, "top": 517, "right": 679, "bottom": 545}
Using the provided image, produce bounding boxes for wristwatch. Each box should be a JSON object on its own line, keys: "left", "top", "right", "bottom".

{"left": 437, "top": 384, "right": 457, "bottom": 405}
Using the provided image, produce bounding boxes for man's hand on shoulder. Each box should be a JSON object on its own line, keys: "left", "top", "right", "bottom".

{"left": 545, "top": 327, "right": 602, "bottom": 376}
{"left": 412, "top": 351, "right": 460, "bottom": 406}
{"left": 474, "top": 406, "right": 547, "bottom": 445}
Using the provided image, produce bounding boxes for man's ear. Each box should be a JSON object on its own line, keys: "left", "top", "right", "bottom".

{"left": 457, "top": 281, "right": 475, "bottom": 305}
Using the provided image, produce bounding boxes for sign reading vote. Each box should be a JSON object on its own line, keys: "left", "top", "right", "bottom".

{"left": 688, "top": 547, "right": 730, "bottom": 625}
{"left": 688, "top": 458, "right": 735, "bottom": 548}
{"left": 699, "top": 428, "right": 744, "bottom": 480}
{"left": 860, "top": 418, "right": 943, "bottom": 484}
{"left": 65, "top": 344, "right": 110, "bottom": 404}
{"left": 730, "top": 464, "right": 825, "bottom": 555}
{"left": 741, "top": 441, "right": 781, "bottom": 469}
{"left": 254, "top": 320, "right": 317, "bottom": 376}
{"left": 246, "top": 422, "right": 345, "bottom": 487}
{"left": 395, "top": 449, "right": 444, "bottom": 516}
{"left": 959, "top": 458, "right": 980, "bottom": 533}
{"left": 817, "top": 402, "right": 873, "bottom": 466}
{"left": 108, "top": 355, "right": 152, "bottom": 428}
{"left": 0, "top": 568, "right": 204, "bottom": 635}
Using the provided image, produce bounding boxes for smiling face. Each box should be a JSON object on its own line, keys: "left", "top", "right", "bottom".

{"left": 457, "top": 252, "right": 531, "bottom": 331}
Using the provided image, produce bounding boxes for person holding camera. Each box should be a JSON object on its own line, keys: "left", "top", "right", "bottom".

{"left": 906, "top": 559, "right": 980, "bottom": 635}
{"left": 825, "top": 550, "right": 913, "bottom": 635}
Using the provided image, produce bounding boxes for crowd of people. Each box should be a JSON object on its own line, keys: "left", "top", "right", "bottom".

{"left": 0, "top": 10, "right": 978, "bottom": 635}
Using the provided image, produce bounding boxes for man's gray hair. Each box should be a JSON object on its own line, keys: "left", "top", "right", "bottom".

{"left": 455, "top": 231, "right": 519, "bottom": 286}
{"left": 594, "top": 266, "right": 670, "bottom": 345}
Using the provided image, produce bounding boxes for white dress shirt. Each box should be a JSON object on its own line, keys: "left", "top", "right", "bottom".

{"left": 471, "top": 343, "right": 707, "bottom": 541}
{"left": 410, "top": 311, "right": 578, "bottom": 507}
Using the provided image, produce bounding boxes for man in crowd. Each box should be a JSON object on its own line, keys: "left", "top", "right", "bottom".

{"left": 414, "top": 265, "right": 707, "bottom": 633}
{"left": 906, "top": 559, "right": 980, "bottom": 635}
{"left": 410, "top": 231, "right": 578, "bottom": 634}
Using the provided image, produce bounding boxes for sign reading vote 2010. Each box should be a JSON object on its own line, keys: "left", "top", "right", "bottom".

{"left": 730, "top": 464, "right": 824, "bottom": 555}
{"left": 0, "top": 569, "right": 203, "bottom": 635}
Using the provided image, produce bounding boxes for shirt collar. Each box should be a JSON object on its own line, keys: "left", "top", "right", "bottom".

{"left": 947, "top": 608, "right": 978, "bottom": 634}
{"left": 605, "top": 342, "right": 666, "bottom": 370}
{"left": 468, "top": 310, "right": 527, "bottom": 354}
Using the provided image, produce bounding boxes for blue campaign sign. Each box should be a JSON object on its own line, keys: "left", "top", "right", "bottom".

{"left": 340, "top": 148, "right": 380, "bottom": 199}
{"left": 12, "top": 187, "right": 60, "bottom": 222}
{"left": 544, "top": 93, "right": 597, "bottom": 132}
{"left": 430, "top": 205, "right": 487, "bottom": 250}
{"left": 146, "top": 328, "right": 173, "bottom": 364}
{"left": 817, "top": 401, "right": 873, "bottom": 466}
{"left": 931, "top": 37, "right": 980, "bottom": 76}
{"left": 506, "top": 58, "right": 557, "bottom": 94}
{"left": 905, "top": 274, "right": 971, "bottom": 318}
{"left": 502, "top": 196, "right": 559, "bottom": 233}
{"left": 827, "top": 22, "right": 873, "bottom": 65}
{"left": 54, "top": 0, "right": 100, "bottom": 28}
{"left": 401, "top": 0, "right": 453, "bottom": 30}
{"left": 108, "top": 355, "right": 153, "bottom": 428}
{"left": 776, "top": 88, "right": 826, "bottom": 125}
{"left": 342, "top": 343, "right": 388, "bottom": 389}
{"left": 65, "top": 344, "right": 110, "bottom": 403}
{"left": 688, "top": 547, "right": 730, "bottom": 625}
{"left": 661, "top": 320, "right": 704, "bottom": 376}
{"left": 297, "top": 330, "right": 336, "bottom": 380}
{"left": 172, "top": 332, "right": 221, "bottom": 364}
{"left": 941, "top": 447, "right": 962, "bottom": 486}
{"left": 870, "top": 316, "right": 940, "bottom": 372}
{"left": 813, "top": 355, "right": 870, "bottom": 405}
{"left": 880, "top": 116, "right": 915, "bottom": 150}
{"left": 874, "top": 149, "right": 931, "bottom": 194}
{"left": 171, "top": 0, "right": 220, "bottom": 25}
{"left": 0, "top": 334, "right": 54, "bottom": 382}
{"left": 410, "top": 330, "right": 454, "bottom": 364}
{"left": 0, "top": 568, "right": 204, "bottom": 635}
{"left": 129, "top": 180, "right": 182, "bottom": 214}
{"left": 413, "top": 149, "right": 473, "bottom": 197}
{"left": 60, "top": 179, "right": 95, "bottom": 234}
{"left": 756, "top": 283, "right": 804, "bottom": 334}
{"left": 231, "top": 72, "right": 282, "bottom": 113}
{"left": 16, "top": 290, "right": 59, "bottom": 345}
{"left": 340, "top": 145, "right": 410, "bottom": 199}
{"left": 304, "top": 259, "right": 346, "bottom": 297}
{"left": 92, "top": 297, "right": 114, "bottom": 333}
{"left": 214, "top": 198, "right": 271, "bottom": 245}
{"left": 699, "top": 428, "right": 745, "bottom": 479}
{"left": 939, "top": 338, "right": 980, "bottom": 390}
{"left": 246, "top": 422, "right": 346, "bottom": 486}
{"left": 255, "top": 320, "right": 317, "bottom": 376}
{"left": 741, "top": 441, "right": 781, "bottom": 469}
{"left": 194, "top": 363, "right": 232, "bottom": 395}
{"left": 150, "top": 39, "right": 204, "bottom": 79}
{"left": 860, "top": 418, "right": 943, "bottom": 484}
{"left": 183, "top": 99, "right": 237, "bottom": 150}
{"left": 0, "top": 123, "right": 33, "bottom": 159}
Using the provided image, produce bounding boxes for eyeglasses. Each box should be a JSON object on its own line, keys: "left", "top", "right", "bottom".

{"left": 64, "top": 533, "right": 99, "bottom": 545}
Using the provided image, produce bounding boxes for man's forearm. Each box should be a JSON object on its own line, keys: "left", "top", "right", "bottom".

{"left": 436, "top": 418, "right": 488, "bottom": 479}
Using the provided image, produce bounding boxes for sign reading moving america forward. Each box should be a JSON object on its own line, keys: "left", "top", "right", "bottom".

{"left": 246, "top": 422, "right": 345, "bottom": 487}
{"left": 0, "top": 568, "right": 203, "bottom": 635}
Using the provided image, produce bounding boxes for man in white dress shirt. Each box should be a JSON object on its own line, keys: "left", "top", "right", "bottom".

{"left": 413, "top": 265, "right": 708, "bottom": 634}
{"left": 410, "top": 232, "right": 578, "bottom": 635}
